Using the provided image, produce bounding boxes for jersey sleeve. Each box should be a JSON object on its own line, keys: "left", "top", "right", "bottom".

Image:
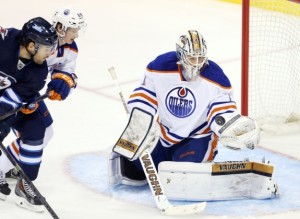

{"left": 206, "top": 84, "right": 240, "bottom": 136}
{"left": 48, "top": 43, "right": 78, "bottom": 93}
{"left": 51, "top": 42, "right": 78, "bottom": 75}
{"left": 207, "top": 92, "right": 239, "bottom": 131}
{"left": 127, "top": 52, "right": 178, "bottom": 116}
{"left": 0, "top": 88, "right": 22, "bottom": 117}
{"left": 202, "top": 61, "right": 239, "bottom": 134}
{"left": 0, "top": 28, "right": 18, "bottom": 90}
{"left": 127, "top": 70, "right": 158, "bottom": 116}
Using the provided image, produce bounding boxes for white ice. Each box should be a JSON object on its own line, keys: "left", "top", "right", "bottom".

{"left": 1, "top": 0, "right": 300, "bottom": 218}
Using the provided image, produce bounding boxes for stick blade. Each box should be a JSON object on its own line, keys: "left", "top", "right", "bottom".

{"left": 162, "top": 202, "right": 206, "bottom": 215}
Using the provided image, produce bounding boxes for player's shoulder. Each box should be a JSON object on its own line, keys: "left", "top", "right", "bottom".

{"left": 147, "top": 51, "right": 179, "bottom": 72}
{"left": 0, "top": 26, "right": 9, "bottom": 41}
{"left": 0, "top": 27, "right": 20, "bottom": 42}
{"left": 200, "top": 60, "right": 231, "bottom": 88}
{"left": 0, "top": 28, "right": 21, "bottom": 64}
{"left": 64, "top": 41, "right": 78, "bottom": 53}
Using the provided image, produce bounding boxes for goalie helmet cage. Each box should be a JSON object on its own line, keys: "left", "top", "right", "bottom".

{"left": 241, "top": 0, "right": 300, "bottom": 134}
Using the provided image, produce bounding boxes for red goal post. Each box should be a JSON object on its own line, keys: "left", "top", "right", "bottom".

{"left": 241, "top": 0, "right": 300, "bottom": 133}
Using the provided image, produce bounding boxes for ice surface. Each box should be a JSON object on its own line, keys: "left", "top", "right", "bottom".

{"left": 1, "top": 0, "right": 300, "bottom": 219}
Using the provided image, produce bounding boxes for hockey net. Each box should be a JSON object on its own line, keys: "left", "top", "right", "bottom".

{"left": 241, "top": 0, "right": 300, "bottom": 134}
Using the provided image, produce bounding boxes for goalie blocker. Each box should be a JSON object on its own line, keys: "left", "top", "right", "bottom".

{"left": 112, "top": 107, "right": 154, "bottom": 160}
{"left": 109, "top": 107, "right": 158, "bottom": 186}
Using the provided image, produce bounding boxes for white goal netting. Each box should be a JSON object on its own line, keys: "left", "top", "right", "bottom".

{"left": 248, "top": 0, "right": 300, "bottom": 133}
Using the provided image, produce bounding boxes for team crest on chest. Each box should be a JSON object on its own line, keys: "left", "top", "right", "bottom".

{"left": 165, "top": 87, "right": 196, "bottom": 118}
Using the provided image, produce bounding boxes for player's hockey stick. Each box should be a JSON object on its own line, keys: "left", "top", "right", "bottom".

{"left": 108, "top": 66, "right": 206, "bottom": 215}
{"left": 0, "top": 92, "right": 51, "bottom": 120}
{"left": 0, "top": 91, "right": 60, "bottom": 219}
{"left": 0, "top": 142, "right": 60, "bottom": 219}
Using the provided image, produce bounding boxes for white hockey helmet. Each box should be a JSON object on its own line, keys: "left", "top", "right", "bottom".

{"left": 52, "top": 6, "right": 87, "bottom": 32}
{"left": 176, "top": 30, "right": 208, "bottom": 81}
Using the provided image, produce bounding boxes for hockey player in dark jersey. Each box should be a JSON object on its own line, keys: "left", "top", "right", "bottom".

{"left": 5, "top": 7, "right": 86, "bottom": 182}
{"left": 4, "top": 6, "right": 86, "bottom": 181}
{"left": 0, "top": 17, "right": 58, "bottom": 211}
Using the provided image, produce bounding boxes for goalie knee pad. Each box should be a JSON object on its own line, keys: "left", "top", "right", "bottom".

{"left": 108, "top": 152, "right": 147, "bottom": 187}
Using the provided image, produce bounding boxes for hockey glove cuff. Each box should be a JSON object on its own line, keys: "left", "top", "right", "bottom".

{"left": 47, "top": 72, "right": 77, "bottom": 101}
{"left": 20, "top": 97, "right": 39, "bottom": 114}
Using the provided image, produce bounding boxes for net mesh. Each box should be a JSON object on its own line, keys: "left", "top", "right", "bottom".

{"left": 248, "top": 0, "right": 300, "bottom": 132}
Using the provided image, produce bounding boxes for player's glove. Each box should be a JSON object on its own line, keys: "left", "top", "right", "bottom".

{"left": 20, "top": 97, "right": 39, "bottom": 114}
{"left": 47, "top": 72, "right": 77, "bottom": 101}
{"left": 0, "top": 120, "right": 10, "bottom": 142}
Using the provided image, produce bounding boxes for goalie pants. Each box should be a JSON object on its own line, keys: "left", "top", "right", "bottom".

{"left": 7, "top": 100, "right": 53, "bottom": 180}
{"left": 132, "top": 134, "right": 218, "bottom": 172}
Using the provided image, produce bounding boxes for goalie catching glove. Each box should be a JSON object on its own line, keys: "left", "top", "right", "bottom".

{"left": 47, "top": 72, "right": 77, "bottom": 101}
{"left": 211, "top": 112, "right": 260, "bottom": 150}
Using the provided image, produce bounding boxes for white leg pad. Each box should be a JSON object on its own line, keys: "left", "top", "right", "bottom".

{"left": 108, "top": 151, "right": 147, "bottom": 187}
{"left": 158, "top": 161, "right": 279, "bottom": 201}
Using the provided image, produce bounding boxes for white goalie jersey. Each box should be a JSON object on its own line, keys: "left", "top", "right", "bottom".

{"left": 127, "top": 51, "right": 238, "bottom": 148}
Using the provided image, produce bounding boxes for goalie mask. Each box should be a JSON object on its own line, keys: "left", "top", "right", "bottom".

{"left": 176, "top": 30, "right": 208, "bottom": 81}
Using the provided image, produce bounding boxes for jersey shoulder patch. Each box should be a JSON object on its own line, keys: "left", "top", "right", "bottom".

{"left": 147, "top": 51, "right": 179, "bottom": 72}
{"left": 201, "top": 60, "right": 231, "bottom": 88}
{"left": 0, "top": 26, "right": 8, "bottom": 40}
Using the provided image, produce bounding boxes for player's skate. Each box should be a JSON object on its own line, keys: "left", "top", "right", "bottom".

{"left": 5, "top": 168, "right": 19, "bottom": 183}
{"left": 15, "top": 178, "right": 44, "bottom": 212}
{"left": 0, "top": 171, "right": 11, "bottom": 200}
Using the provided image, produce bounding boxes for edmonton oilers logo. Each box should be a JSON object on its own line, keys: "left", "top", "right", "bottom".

{"left": 64, "top": 9, "right": 70, "bottom": 15}
{"left": 165, "top": 87, "right": 196, "bottom": 118}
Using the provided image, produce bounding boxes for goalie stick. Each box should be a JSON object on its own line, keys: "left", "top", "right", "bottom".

{"left": 108, "top": 66, "right": 206, "bottom": 215}
{"left": 0, "top": 91, "right": 60, "bottom": 219}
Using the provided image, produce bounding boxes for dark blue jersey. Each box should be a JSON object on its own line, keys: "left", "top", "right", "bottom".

{"left": 0, "top": 28, "right": 48, "bottom": 99}
{"left": 0, "top": 27, "right": 48, "bottom": 116}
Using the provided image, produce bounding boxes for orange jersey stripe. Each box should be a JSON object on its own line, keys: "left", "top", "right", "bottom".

{"left": 208, "top": 134, "right": 218, "bottom": 161}
{"left": 129, "top": 93, "right": 158, "bottom": 106}
{"left": 207, "top": 104, "right": 237, "bottom": 122}
{"left": 159, "top": 123, "right": 180, "bottom": 144}
{"left": 11, "top": 141, "right": 19, "bottom": 156}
